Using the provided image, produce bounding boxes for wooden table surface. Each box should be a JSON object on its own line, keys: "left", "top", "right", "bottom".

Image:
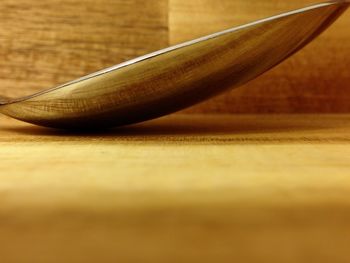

{"left": 1, "top": 114, "right": 350, "bottom": 263}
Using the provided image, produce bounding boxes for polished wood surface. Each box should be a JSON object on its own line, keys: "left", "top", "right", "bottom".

{"left": 0, "top": 2, "right": 347, "bottom": 129}
{"left": 0, "top": 0, "right": 349, "bottom": 114}
{"left": 1, "top": 114, "right": 350, "bottom": 262}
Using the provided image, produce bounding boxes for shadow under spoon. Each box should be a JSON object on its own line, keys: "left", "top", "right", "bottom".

{"left": 0, "top": 0, "right": 349, "bottom": 129}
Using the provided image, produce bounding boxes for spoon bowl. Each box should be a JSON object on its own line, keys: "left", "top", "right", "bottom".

{"left": 0, "top": 1, "right": 349, "bottom": 129}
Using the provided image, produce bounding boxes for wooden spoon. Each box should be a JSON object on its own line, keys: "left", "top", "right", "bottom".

{"left": 0, "top": 1, "right": 348, "bottom": 129}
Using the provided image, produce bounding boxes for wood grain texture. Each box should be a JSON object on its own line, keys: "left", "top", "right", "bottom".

{"left": 170, "top": 0, "right": 350, "bottom": 113}
{"left": 0, "top": 0, "right": 168, "bottom": 98}
{"left": 1, "top": 114, "right": 350, "bottom": 262}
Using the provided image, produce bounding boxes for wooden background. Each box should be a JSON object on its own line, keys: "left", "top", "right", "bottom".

{"left": 0, "top": 0, "right": 349, "bottom": 113}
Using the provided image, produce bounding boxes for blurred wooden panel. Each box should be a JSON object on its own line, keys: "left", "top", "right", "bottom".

{"left": 0, "top": 1, "right": 349, "bottom": 113}
{"left": 170, "top": 0, "right": 350, "bottom": 113}
{"left": 0, "top": 0, "right": 168, "bottom": 98}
